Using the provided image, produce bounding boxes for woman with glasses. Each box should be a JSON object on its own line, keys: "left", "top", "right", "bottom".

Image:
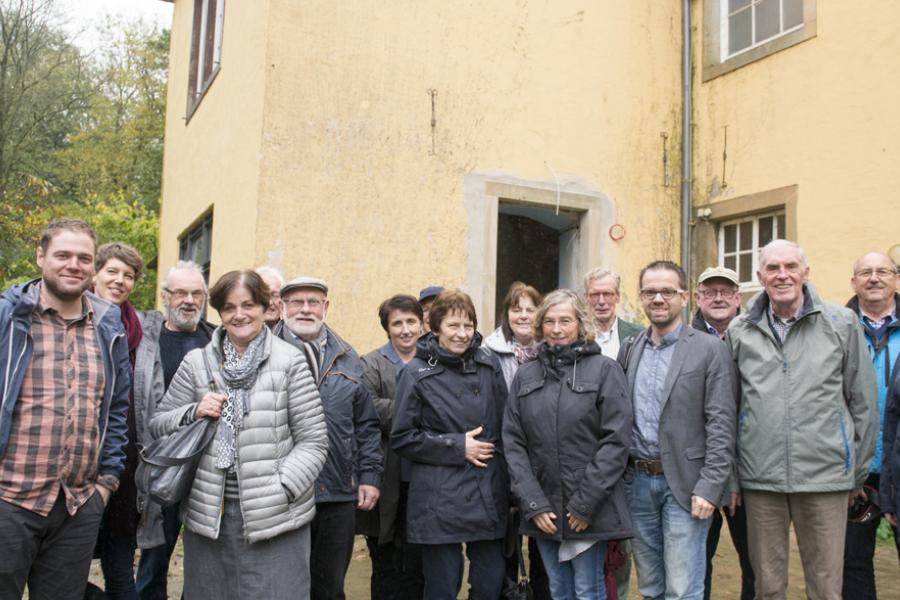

{"left": 391, "top": 289, "right": 510, "bottom": 599}
{"left": 503, "top": 289, "right": 632, "bottom": 600}
{"left": 150, "top": 270, "right": 328, "bottom": 599}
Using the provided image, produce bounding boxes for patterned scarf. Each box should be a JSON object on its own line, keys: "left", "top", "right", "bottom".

{"left": 214, "top": 328, "right": 267, "bottom": 470}
{"left": 511, "top": 339, "right": 539, "bottom": 365}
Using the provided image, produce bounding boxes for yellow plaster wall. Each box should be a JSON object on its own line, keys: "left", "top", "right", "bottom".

{"left": 254, "top": 1, "right": 683, "bottom": 351}
{"left": 692, "top": 1, "right": 900, "bottom": 305}
{"left": 157, "top": 0, "right": 271, "bottom": 304}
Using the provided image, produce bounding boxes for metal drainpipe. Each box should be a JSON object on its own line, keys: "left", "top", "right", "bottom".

{"left": 681, "top": 0, "right": 693, "bottom": 313}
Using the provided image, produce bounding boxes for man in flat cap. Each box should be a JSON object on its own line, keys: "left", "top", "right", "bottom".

{"left": 275, "top": 276, "right": 383, "bottom": 600}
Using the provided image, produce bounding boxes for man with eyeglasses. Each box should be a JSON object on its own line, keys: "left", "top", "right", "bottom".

{"left": 584, "top": 267, "right": 642, "bottom": 360}
{"left": 618, "top": 261, "right": 735, "bottom": 600}
{"left": 691, "top": 267, "right": 755, "bottom": 600}
{"left": 135, "top": 260, "right": 214, "bottom": 600}
{"left": 843, "top": 252, "right": 900, "bottom": 598}
{"left": 275, "top": 276, "right": 382, "bottom": 600}
{"left": 727, "top": 240, "right": 877, "bottom": 600}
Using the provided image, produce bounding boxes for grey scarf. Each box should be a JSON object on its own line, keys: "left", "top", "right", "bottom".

{"left": 214, "top": 328, "right": 267, "bottom": 470}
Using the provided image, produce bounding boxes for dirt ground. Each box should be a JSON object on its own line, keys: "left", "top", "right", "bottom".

{"left": 91, "top": 527, "right": 900, "bottom": 600}
{"left": 87, "top": 521, "right": 899, "bottom": 599}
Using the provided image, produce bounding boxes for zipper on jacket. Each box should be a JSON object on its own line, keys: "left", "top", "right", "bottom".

{"left": 3, "top": 328, "right": 29, "bottom": 411}
{"left": 98, "top": 332, "right": 125, "bottom": 457}
{"left": 838, "top": 413, "right": 851, "bottom": 475}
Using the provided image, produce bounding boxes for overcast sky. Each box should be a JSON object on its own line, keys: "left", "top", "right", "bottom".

{"left": 55, "top": 0, "right": 174, "bottom": 51}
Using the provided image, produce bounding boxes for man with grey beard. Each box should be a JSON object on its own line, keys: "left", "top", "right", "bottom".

{"left": 135, "top": 261, "right": 214, "bottom": 600}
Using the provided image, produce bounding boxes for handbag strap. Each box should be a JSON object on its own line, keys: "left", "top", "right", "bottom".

{"left": 517, "top": 536, "right": 528, "bottom": 581}
{"left": 200, "top": 347, "right": 220, "bottom": 393}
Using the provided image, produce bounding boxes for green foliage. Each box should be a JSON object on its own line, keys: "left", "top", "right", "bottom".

{"left": 876, "top": 517, "right": 894, "bottom": 544}
{"left": 0, "top": 1, "right": 165, "bottom": 306}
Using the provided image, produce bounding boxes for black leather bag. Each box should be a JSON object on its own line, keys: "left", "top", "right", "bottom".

{"left": 136, "top": 351, "right": 218, "bottom": 507}
{"left": 135, "top": 415, "right": 216, "bottom": 507}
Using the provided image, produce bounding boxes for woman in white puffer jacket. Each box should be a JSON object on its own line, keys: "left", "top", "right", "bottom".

{"left": 150, "top": 270, "right": 327, "bottom": 599}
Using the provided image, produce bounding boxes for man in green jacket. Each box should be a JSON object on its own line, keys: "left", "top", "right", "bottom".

{"left": 727, "top": 240, "right": 878, "bottom": 600}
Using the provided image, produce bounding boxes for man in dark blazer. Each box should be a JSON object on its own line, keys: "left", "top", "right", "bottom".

{"left": 618, "top": 261, "right": 736, "bottom": 600}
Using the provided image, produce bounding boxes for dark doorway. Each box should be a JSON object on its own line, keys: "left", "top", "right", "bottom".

{"left": 495, "top": 214, "right": 560, "bottom": 323}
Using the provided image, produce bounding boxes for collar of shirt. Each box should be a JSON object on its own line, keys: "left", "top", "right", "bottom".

{"left": 596, "top": 319, "right": 617, "bottom": 343}
{"left": 378, "top": 340, "right": 404, "bottom": 368}
{"left": 646, "top": 322, "right": 683, "bottom": 349}
{"left": 768, "top": 302, "right": 800, "bottom": 326}
{"left": 35, "top": 290, "right": 92, "bottom": 322}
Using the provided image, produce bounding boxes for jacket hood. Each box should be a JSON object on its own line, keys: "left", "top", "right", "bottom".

{"left": 415, "top": 331, "right": 486, "bottom": 368}
{"left": 538, "top": 339, "right": 600, "bottom": 378}
{"left": 483, "top": 327, "right": 514, "bottom": 355}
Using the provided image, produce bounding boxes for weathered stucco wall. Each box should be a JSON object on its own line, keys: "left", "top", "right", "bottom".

{"left": 692, "top": 1, "right": 900, "bottom": 304}
{"left": 157, "top": 0, "right": 271, "bottom": 300}
{"left": 255, "top": 1, "right": 682, "bottom": 350}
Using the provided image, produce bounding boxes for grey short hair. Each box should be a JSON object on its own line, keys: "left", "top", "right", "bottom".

{"left": 583, "top": 267, "right": 622, "bottom": 295}
{"left": 759, "top": 240, "right": 807, "bottom": 269}
{"left": 162, "top": 260, "right": 208, "bottom": 294}
{"left": 255, "top": 266, "right": 285, "bottom": 287}
{"left": 534, "top": 288, "right": 597, "bottom": 344}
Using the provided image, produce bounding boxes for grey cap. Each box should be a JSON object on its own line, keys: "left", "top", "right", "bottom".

{"left": 281, "top": 276, "right": 328, "bottom": 297}
{"left": 419, "top": 285, "right": 444, "bottom": 302}
{"left": 697, "top": 266, "right": 739, "bottom": 286}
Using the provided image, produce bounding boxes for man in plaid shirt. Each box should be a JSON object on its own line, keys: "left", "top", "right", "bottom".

{"left": 0, "top": 219, "right": 131, "bottom": 600}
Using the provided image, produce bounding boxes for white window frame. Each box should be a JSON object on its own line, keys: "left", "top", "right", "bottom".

{"left": 717, "top": 210, "right": 786, "bottom": 290}
{"left": 186, "top": 0, "right": 225, "bottom": 120}
{"left": 720, "top": 0, "right": 804, "bottom": 61}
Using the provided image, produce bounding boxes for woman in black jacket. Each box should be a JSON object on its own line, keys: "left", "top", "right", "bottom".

{"left": 391, "top": 290, "right": 509, "bottom": 600}
{"left": 503, "top": 289, "right": 632, "bottom": 600}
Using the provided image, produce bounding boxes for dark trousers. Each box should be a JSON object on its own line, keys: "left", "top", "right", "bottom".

{"left": 97, "top": 523, "right": 138, "bottom": 600}
{"left": 366, "top": 536, "right": 423, "bottom": 600}
{"left": 0, "top": 492, "right": 105, "bottom": 600}
{"left": 704, "top": 504, "right": 755, "bottom": 600}
{"left": 842, "top": 473, "right": 900, "bottom": 600}
{"left": 504, "top": 536, "right": 551, "bottom": 600}
{"left": 421, "top": 539, "right": 506, "bottom": 600}
{"left": 310, "top": 501, "right": 357, "bottom": 600}
{"left": 135, "top": 503, "right": 182, "bottom": 600}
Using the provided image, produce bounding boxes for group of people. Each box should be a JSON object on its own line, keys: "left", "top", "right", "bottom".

{"left": 0, "top": 217, "right": 897, "bottom": 600}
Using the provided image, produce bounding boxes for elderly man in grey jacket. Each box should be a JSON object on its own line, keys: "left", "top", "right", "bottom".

{"left": 728, "top": 240, "right": 878, "bottom": 600}
{"left": 134, "top": 261, "right": 214, "bottom": 600}
{"left": 618, "top": 260, "right": 736, "bottom": 600}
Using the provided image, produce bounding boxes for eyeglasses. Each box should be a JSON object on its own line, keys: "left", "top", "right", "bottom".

{"left": 639, "top": 288, "right": 684, "bottom": 301}
{"left": 284, "top": 298, "right": 324, "bottom": 309}
{"left": 542, "top": 318, "right": 576, "bottom": 328}
{"left": 854, "top": 268, "right": 897, "bottom": 279}
{"left": 164, "top": 288, "right": 206, "bottom": 300}
{"left": 587, "top": 291, "right": 617, "bottom": 301}
{"left": 697, "top": 288, "right": 738, "bottom": 299}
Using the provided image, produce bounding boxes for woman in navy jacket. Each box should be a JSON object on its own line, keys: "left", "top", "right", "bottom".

{"left": 391, "top": 290, "right": 509, "bottom": 600}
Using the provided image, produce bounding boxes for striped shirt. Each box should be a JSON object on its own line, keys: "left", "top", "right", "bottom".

{"left": 0, "top": 295, "right": 106, "bottom": 516}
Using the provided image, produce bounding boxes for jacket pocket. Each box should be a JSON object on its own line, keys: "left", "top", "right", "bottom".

{"left": 685, "top": 446, "right": 706, "bottom": 461}
{"left": 837, "top": 413, "right": 850, "bottom": 476}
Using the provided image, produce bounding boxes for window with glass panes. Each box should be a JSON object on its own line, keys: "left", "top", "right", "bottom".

{"left": 718, "top": 212, "right": 786, "bottom": 286}
{"left": 723, "top": 0, "right": 803, "bottom": 59}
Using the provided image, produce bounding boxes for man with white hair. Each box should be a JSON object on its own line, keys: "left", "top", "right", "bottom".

{"left": 727, "top": 240, "right": 878, "bottom": 599}
{"left": 135, "top": 261, "right": 214, "bottom": 600}
{"left": 584, "top": 267, "right": 642, "bottom": 359}
{"left": 255, "top": 266, "right": 285, "bottom": 330}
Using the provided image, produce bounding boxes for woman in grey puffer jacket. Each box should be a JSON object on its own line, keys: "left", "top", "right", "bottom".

{"left": 150, "top": 271, "right": 327, "bottom": 599}
{"left": 503, "top": 289, "right": 632, "bottom": 600}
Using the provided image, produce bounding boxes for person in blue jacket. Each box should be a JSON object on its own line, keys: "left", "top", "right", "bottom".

{"left": 0, "top": 218, "right": 130, "bottom": 600}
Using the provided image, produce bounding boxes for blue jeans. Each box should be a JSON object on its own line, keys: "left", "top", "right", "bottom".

{"left": 625, "top": 469, "right": 710, "bottom": 600}
{"left": 135, "top": 504, "right": 182, "bottom": 600}
{"left": 534, "top": 538, "right": 607, "bottom": 600}
{"left": 420, "top": 539, "right": 505, "bottom": 600}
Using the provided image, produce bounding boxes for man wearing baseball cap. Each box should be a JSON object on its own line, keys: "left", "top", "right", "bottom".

{"left": 692, "top": 266, "right": 754, "bottom": 600}
{"left": 275, "top": 276, "right": 383, "bottom": 600}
